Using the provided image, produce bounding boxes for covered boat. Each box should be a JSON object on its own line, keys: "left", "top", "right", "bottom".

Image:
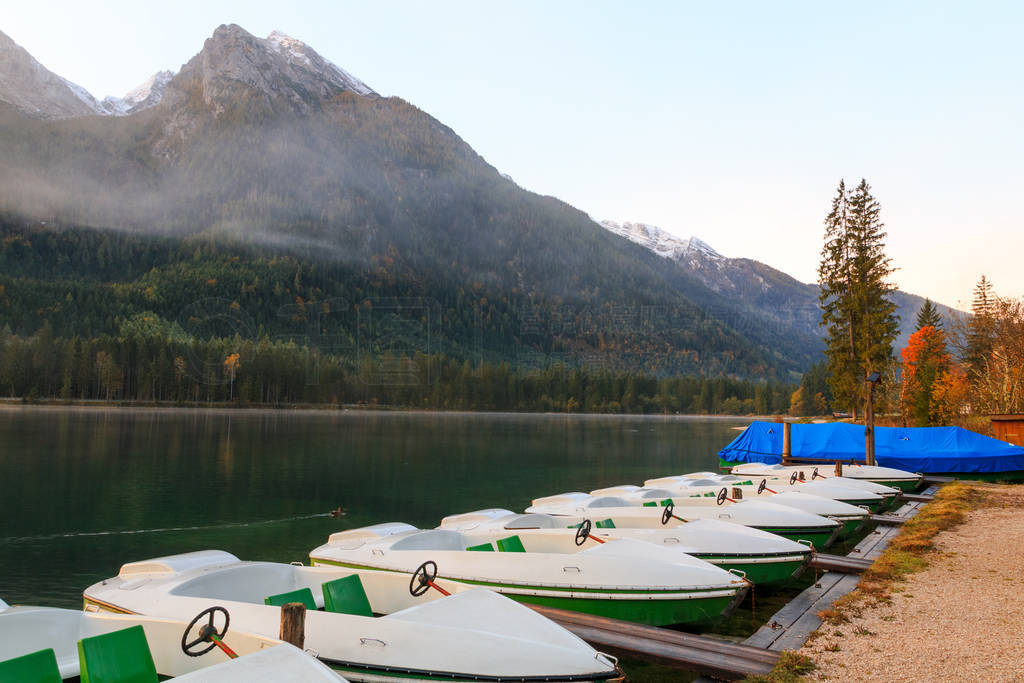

{"left": 0, "top": 603, "right": 342, "bottom": 681}
{"left": 717, "top": 422, "right": 1024, "bottom": 485}
{"left": 439, "top": 508, "right": 811, "bottom": 587}
{"left": 83, "top": 550, "right": 620, "bottom": 682}
{"left": 309, "top": 523, "right": 748, "bottom": 626}
{"left": 526, "top": 493, "right": 842, "bottom": 549}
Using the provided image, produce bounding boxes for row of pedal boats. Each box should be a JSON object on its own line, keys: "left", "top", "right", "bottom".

{"left": 1, "top": 463, "right": 921, "bottom": 681}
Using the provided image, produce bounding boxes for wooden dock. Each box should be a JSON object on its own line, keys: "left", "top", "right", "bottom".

{"left": 530, "top": 481, "right": 944, "bottom": 680}
{"left": 741, "top": 485, "right": 939, "bottom": 653}
{"left": 525, "top": 604, "right": 779, "bottom": 680}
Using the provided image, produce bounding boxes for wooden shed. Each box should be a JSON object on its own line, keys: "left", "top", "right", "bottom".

{"left": 990, "top": 415, "right": 1024, "bottom": 447}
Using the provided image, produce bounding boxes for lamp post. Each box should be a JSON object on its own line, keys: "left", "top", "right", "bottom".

{"left": 865, "top": 372, "right": 882, "bottom": 466}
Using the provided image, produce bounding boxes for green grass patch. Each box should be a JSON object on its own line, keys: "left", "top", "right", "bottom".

{"left": 742, "top": 651, "right": 816, "bottom": 682}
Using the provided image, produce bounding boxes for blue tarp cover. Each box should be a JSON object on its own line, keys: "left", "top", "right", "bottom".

{"left": 718, "top": 421, "right": 1024, "bottom": 473}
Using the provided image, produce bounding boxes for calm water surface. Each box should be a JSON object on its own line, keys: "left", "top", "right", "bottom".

{"left": 0, "top": 407, "right": 746, "bottom": 608}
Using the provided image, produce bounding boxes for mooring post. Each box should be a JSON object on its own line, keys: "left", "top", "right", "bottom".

{"left": 865, "top": 372, "right": 881, "bottom": 467}
{"left": 834, "top": 460, "right": 843, "bottom": 477}
{"left": 280, "top": 602, "right": 306, "bottom": 649}
{"left": 782, "top": 421, "right": 792, "bottom": 465}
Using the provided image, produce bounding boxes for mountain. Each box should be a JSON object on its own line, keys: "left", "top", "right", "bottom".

{"left": 0, "top": 24, "right": 825, "bottom": 380}
{"left": 100, "top": 70, "right": 175, "bottom": 116}
{"left": 0, "top": 29, "right": 106, "bottom": 118}
{"left": 599, "top": 220, "right": 962, "bottom": 349}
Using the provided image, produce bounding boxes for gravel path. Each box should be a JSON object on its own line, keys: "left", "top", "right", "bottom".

{"left": 801, "top": 485, "right": 1024, "bottom": 682}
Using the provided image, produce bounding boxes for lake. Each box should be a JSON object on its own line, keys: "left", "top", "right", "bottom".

{"left": 0, "top": 406, "right": 747, "bottom": 608}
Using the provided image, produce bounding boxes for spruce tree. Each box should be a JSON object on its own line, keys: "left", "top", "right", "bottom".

{"left": 818, "top": 179, "right": 899, "bottom": 417}
{"left": 915, "top": 299, "right": 942, "bottom": 331}
{"left": 965, "top": 275, "right": 996, "bottom": 378}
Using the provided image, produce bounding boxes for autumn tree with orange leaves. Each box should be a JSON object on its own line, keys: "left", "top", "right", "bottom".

{"left": 224, "top": 353, "right": 241, "bottom": 401}
{"left": 900, "top": 325, "right": 950, "bottom": 426}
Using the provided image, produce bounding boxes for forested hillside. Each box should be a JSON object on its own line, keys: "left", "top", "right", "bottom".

{"left": 0, "top": 25, "right": 819, "bottom": 409}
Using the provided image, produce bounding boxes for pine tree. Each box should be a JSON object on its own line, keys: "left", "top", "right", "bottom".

{"left": 915, "top": 299, "right": 942, "bottom": 331}
{"left": 818, "top": 179, "right": 899, "bottom": 417}
{"left": 965, "top": 275, "right": 997, "bottom": 379}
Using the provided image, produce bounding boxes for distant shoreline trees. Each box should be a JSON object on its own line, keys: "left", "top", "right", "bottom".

{"left": 817, "top": 179, "right": 899, "bottom": 418}
{"left": 0, "top": 326, "right": 794, "bottom": 416}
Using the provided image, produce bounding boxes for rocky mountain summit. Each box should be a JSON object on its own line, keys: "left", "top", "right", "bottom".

{"left": 99, "top": 70, "right": 175, "bottom": 116}
{"left": 0, "top": 29, "right": 104, "bottom": 118}
{"left": 160, "top": 24, "right": 376, "bottom": 120}
{"left": 0, "top": 24, "right": 373, "bottom": 122}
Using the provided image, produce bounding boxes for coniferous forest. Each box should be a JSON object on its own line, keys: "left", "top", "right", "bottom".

{"left": 0, "top": 216, "right": 794, "bottom": 413}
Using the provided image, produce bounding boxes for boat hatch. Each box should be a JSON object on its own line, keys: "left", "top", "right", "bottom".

{"left": 503, "top": 514, "right": 560, "bottom": 530}
{"left": 587, "top": 497, "right": 631, "bottom": 508}
{"left": 328, "top": 522, "right": 418, "bottom": 546}
{"left": 389, "top": 530, "right": 465, "bottom": 551}
{"left": 118, "top": 550, "right": 239, "bottom": 580}
{"left": 638, "top": 489, "right": 675, "bottom": 499}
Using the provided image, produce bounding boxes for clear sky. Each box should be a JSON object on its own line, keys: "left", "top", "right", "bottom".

{"left": 5, "top": 1, "right": 1022, "bottom": 307}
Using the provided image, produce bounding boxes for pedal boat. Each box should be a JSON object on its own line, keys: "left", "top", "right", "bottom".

{"left": 82, "top": 550, "right": 620, "bottom": 682}
{"left": 0, "top": 603, "right": 342, "bottom": 681}
{"left": 438, "top": 508, "right": 811, "bottom": 587}
{"left": 610, "top": 481, "right": 872, "bottom": 534}
{"left": 648, "top": 472, "right": 894, "bottom": 512}
{"left": 729, "top": 462, "right": 922, "bottom": 492}
{"left": 526, "top": 493, "right": 843, "bottom": 549}
{"left": 309, "top": 523, "right": 748, "bottom": 626}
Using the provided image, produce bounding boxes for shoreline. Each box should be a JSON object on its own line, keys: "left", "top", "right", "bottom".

{"left": 0, "top": 398, "right": 771, "bottom": 420}
{"left": 800, "top": 483, "right": 1024, "bottom": 681}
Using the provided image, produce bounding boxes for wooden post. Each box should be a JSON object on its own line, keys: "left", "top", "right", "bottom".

{"left": 865, "top": 381, "right": 876, "bottom": 466}
{"left": 782, "top": 421, "right": 792, "bottom": 465}
{"left": 834, "top": 460, "right": 843, "bottom": 477}
{"left": 280, "top": 603, "right": 306, "bottom": 649}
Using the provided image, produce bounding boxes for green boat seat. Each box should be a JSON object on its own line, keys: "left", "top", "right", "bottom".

{"left": 0, "top": 648, "right": 61, "bottom": 683}
{"left": 642, "top": 501, "right": 657, "bottom": 507}
{"left": 595, "top": 519, "right": 616, "bottom": 529}
{"left": 496, "top": 535, "right": 526, "bottom": 552}
{"left": 264, "top": 587, "right": 316, "bottom": 610}
{"left": 322, "top": 575, "right": 373, "bottom": 617}
{"left": 78, "top": 625, "right": 157, "bottom": 683}
{"left": 659, "top": 499, "right": 673, "bottom": 506}
{"left": 466, "top": 542, "right": 494, "bottom": 551}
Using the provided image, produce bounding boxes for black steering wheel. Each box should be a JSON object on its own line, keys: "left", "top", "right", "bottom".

{"left": 758, "top": 479, "right": 767, "bottom": 494}
{"left": 789, "top": 471, "right": 799, "bottom": 485}
{"left": 410, "top": 560, "right": 438, "bottom": 597}
{"left": 812, "top": 467, "right": 821, "bottom": 479}
{"left": 716, "top": 487, "right": 729, "bottom": 505}
{"left": 661, "top": 501, "right": 674, "bottom": 525}
{"left": 181, "top": 606, "right": 230, "bottom": 657}
{"left": 575, "top": 519, "right": 592, "bottom": 546}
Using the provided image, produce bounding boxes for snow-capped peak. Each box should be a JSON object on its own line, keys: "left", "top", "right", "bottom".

{"left": 600, "top": 220, "right": 724, "bottom": 261}
{"left": 99, "top": 70, "right": 175, "bottom": 116}
{"left": 264, "top": 30, "right": 375, "bottom": 96}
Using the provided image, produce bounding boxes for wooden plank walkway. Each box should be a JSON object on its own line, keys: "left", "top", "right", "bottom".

{"left": 742, "top": 484, "right": 939, "bottom": 653}
{"left": 525, "top": 604, "right": 779, "bottom": 680}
